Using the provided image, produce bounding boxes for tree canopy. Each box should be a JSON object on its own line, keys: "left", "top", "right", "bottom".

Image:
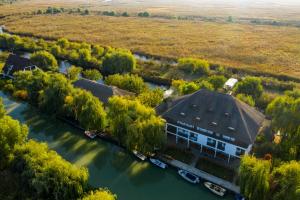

{"left": 107, "top": 96, "right": 165, "bottom": 153}
{"left": 102, "top": 50, "right": 136, "bottom": 74}
{"left": 82, "top": 69, "right": 102, "bottom": 81}
{"left": 30, "top": 50, "right": 58, "bottom": 71}
{"left": 234, "top": 77, "right": 263, "bottom": 99}
{"left": 178, "top": 58, "right": 210, "bottom": 75}
{"left": 239, "top": 156, "right": 271, "bottom": 200}
{"left": 105, "top": 73, "right": 147, "bottom": 94}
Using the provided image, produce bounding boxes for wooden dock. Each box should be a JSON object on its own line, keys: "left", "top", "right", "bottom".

{"left": 161, "top": 158, "right": 240, "bottom": 194}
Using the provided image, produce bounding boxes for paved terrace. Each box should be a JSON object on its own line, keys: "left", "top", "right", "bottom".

{"left": 160, "top": 157, "right": 240, "bottom": 194}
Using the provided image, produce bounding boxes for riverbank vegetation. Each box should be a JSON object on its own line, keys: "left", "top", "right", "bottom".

{"left": 0, "top": 98, "right": 116, "bottom": 199}
{"left": 239, "top": 88, "right": 300, "bottom": 200}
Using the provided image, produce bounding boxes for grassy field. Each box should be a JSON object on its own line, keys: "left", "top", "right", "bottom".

{"left": 1, "top": 0, "right": 300, "bottom": 78}
{"left": 2, "top": 13, "right": 300, "bottom": 78}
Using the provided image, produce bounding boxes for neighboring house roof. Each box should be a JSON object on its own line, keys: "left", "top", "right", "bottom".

{"left": 156, "top": 89, "right": 265, "bottom": 148}
{"left": 73, "top": 78, "right": 134, "bottom": 105}
{"left": 2, "top": 54, "right": 36, "bottom": 77}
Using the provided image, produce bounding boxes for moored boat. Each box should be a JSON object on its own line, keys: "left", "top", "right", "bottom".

{"left": 204, "top": 181, "right": 226, "bottom": 197}
{"left": 178, "top": 169, "right": 200, "bottom": 184}
{"left": 84, "top": 130, "right": 97, "bottom": 139}
{"left": 132, "top": 150, "right": 147, "bottom": 161}
{"left": 149, "top": 158, "right": 168, "bottom": 169}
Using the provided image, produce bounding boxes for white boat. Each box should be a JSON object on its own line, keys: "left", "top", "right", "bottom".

{"left": 178, "top": 169, "right": 200, "bottom": 184}
{"left": 84, "top": 130, "right": 97, "bottom": 139}
{"left": 204, "top": 181, "right": 227, "bottom": 197}
{"left": 132, "top": 150, "right": 147, "bottom": 161}
{"left": 149, "top": 158, "right": 168, "bottom": 169}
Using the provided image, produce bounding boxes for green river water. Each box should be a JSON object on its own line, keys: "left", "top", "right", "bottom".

{"left": 1, "top": 92, "right": 233, "bottom": 200}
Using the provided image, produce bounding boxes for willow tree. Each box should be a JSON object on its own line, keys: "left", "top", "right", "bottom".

{"left": 108, "top": 96, "right": 165, "bottom": 152}
{"left": 270, "top": 161, "right": 300, "bottom": 200}
{"left": 82, "top": 189, "right": 116, "bottom": 200}
{"left": 30, "top": 50, "right": 58, "bottom": 71}
{"left": 72, "top": 89, "right": 107, "bottom": 130}
{"left": 13, "top": 140, "right": 89, "bottom": 200}
{"left": 267, "top": 95, "right": 300, "bottom": 160}
{"left": 239, "top": 155, "right": 271, "bottom": 200}
{"left": 0, "top": 115, "right": 28, "bottom": 169}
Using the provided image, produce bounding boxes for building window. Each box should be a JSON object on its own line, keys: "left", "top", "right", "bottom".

{"left": 217, "top": 141, "right": 226, "bottom": 151}
{"left": 236, "top": 148, "right": 245, "bottom": 156}
{"left": 189, "top": 133, "right": 197, "bottom": 141}
{"left": 178, "top": 128, "right": 189, "bottom": 138}
{"left": 167, "top": 124, "right": 176, "bottom": 134}
{"left": 206, "top": 138, "right": 216, "bottom": 148}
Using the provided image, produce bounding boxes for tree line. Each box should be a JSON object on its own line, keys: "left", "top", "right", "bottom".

{"left": 0, "top": 69, "right": 166, "bottom": 154}
{"left": 0, "top": 34, "right": 136, "bottom": 74}
{"left": 0, "top": 98, "right": 116, "bottom": 199}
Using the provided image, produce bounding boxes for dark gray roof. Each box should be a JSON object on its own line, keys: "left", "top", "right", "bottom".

{"left": 157, "top": 89, "right": 265, "bottom": 148}
{"left": 2, "top": 54, "right": 35, "bottom": 77}
{"left": 73, "top": 78, "right": 134, "bottom": 105}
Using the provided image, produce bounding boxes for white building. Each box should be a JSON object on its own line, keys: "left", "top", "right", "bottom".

{"left": 224, "top": 78, "right": 238, "bottom": 90}
{"left": 156, "top": 89, "right": 265, "bottom": 163}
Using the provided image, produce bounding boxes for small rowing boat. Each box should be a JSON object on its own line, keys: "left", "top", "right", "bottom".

{"left": 178, "top": 169, "right": 200, "bottom": 184}
{"left": 132, "top": 150, "right": 147, "bottom": 161}
{"left": 149, "top": 158, "right": 168, "bottom": 169}
{"left": 204, "top": 181, "right": 226, "bottom": 197}
{"left": 84, "top": 130, "right": 97, "bottom": 139}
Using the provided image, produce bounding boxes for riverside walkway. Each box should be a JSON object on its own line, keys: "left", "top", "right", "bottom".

{"left": 160, "top": 157, "right": 240, "bottom": 194}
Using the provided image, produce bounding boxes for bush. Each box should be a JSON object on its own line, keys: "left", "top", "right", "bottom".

{"left": 236, "top": 93, "right": 255, "bottom": 107}
{"left": 105, "top": 73, "right": 146, "bottom": 94}
{"left": 30, "top": 50, "right": 58, "bottom": 71}
{"left": 138, "top": 12, "right": 150, "bottom": 17}
{"left": 234, "top": 76, "right": 263, "bottom": 99}
{"left": 178, "top": 58, "right": 210, "bottom": 75}
{"left": 102, "top": 50, "right": 136, "bottom": 74}
{"left": 13, "top": 90, "right": 28, "bottom": 100}
{"left": 82, "top": 69, "right": 102, "bottom": 81}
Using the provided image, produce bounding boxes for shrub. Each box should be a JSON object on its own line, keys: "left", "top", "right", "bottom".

{"left": 102, "top": 50, "right": 136, "bottom": 74}
{"left": 30, "top": 51, "right": 58, "bottom": 71}
{"left": 13, "top": 90, "right": 28, "bottom": 100}
{"left": 234, "top": 76, "right": 263, "bottom": 99}
{"left": 82, "top": 69, "right": 102, "bottom": 81}
{"left": 236, "top": 93, "right": 255, "bottom": 107}
{"left": 178, "top": 58, "right": 210, "bottom": 75}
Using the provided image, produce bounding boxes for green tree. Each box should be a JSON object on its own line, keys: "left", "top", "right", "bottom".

{"left": 234, "top": 77, "right": 263, "bottom": 99}
{"left": 207, "top": 75, "right": 226, "bottom": 90}
{"left": 102, "top": 50, "right": 136, "bottom": 74}
{"left": 137, "top": 88, "right": 164, "bottom": 107}
{"left": 82, "top": 189, "right": 116, "bottom": 200}
{"left": 70, "top": 89, "right": 107, "bottom": 131}
{"left": 266, "top": 95, "right": 300, "bottom": 160}
{"left": 107, "top": 96, "right": 165, "bottom": 152}
{"left": 13, "top": 140, "right": 88, "bottom": 200}
{"left": 39, "top": 73, "right": 72, "bottom": 114}
{"left": 0, "top": 98, "right": 5, "bottom": 118}
{"left": 237, "top": 93, "right": 255, "bottom": 107}
{"left": 67, "top": 65, "right": 82, "bottom": 80}
{"left": 105, "top": 73, "right": 146, "bottom": 94}
{"left": 239, "top": 156, "right": 271, "bottom": 200}
{"left": 198, "top": 80, "right": 214, "bottom": 91}
{"left": 0, "top": 115, "right": 28, "bottom": 169}
{"left": 82, "top": 69, "right": 102, "bottom": 81}
{"left": 270, "top": 161, "right": 300, "bottom": 200}
{"left": 178, "top": 58, "right": 210, "bottom": 75}
{"left": 30, "top": 50, "right": 58, "bottom": 71}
